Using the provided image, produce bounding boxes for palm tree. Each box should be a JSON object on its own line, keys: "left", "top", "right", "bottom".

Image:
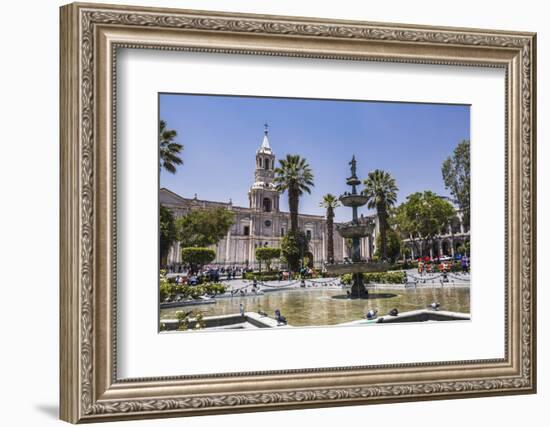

{"left": 159, "top": 120, "right": 183, "bottom": 174}
{"left": 274, "top": 154, "right": 314, "bottom": 232}
{"left": 362, "top": 169, "right": 398, "bottom": 261}
{"left": 319, "top": 194, "right": 340, "bottom": 263}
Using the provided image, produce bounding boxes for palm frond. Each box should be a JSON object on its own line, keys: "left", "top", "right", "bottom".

{"left": 274, "top": 154, "right": 315, "bottom": 195}
{"left": 319, "top": 193, "right": 340, "bottom": 209}
{"left": 159, "top": 120, "right": 183, "bottom": 174}
{"left": 362, "top": 169, "right": 398, "bottom": 210}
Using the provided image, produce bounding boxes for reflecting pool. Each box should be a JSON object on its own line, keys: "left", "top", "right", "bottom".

{"left": 160, "top": 287, "right": 470, "bottom": 327}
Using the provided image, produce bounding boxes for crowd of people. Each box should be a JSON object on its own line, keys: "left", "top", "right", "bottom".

{"left": 168, "top": 265, "right": 248, "bottom": 286}
{"left": 165, "top": 263, "right": 323, "bottom": 286}
{"left": 417, "top": 254, "right": 469, "bottom": 275}
{"left": 165, "top": 263, "right": 251, "bottom": 276}
{"left": 165, "top": 256, "right": 469, "bottom": 287}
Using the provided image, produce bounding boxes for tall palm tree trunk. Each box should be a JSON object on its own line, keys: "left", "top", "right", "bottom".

{"left": 327, "top": 210, "right": 334, "bottom": 263}
{"left": 289, "top": 186, "right": 299, "bottom": 232}
{"left": 320, "top": 194, "right": 339, "bottom": 265}
{"left": 362, "top": 169, "right": 398, "bottom": 263}
{"left": 378, "top": 202, "right": 388, "bottom": 261}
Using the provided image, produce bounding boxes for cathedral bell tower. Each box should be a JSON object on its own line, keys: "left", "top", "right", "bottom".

{"left": 248, "top": 124, "right": 280, "bottom": 212}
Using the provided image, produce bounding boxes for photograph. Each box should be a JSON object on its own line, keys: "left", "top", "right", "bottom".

{"left": 158, "top": 94, "right": 471, "bottom": 332}
{"left": 55, "top": 2, "right": 536, "bottom": 422}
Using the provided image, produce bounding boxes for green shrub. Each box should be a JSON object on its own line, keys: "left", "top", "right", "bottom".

{"left": 159, "top": 272, "right": 173, "bottom": 300}
{"left": 374, "top": 228, "right": 402, "bottom": 262}
{"left": 243, "top": 271, "right": 281, "bottom": 281}
{"left": 160, "top": 282, "right": 227, "bottom": 300}
{"left": 363, "top": 271, "right": 405, "bottom": 284}
{"left": 280, "top": 231, "right": 308, "bottom": 272}
{"left": 255, "top": 247, "right": 281, "bottom": 271}
{"left": 201, "top": 283, "right": 226, "bottom": 295}
{"left": 340, "top": 271, "right": 406, "bottom": 285}
{"left": 387, "top": 262, "right": 413, "bottom": 271}
{"left": 181, "top": 247, "right": 216, "bottom": 273}
{"left": 175, "top": 310, "right": 206, "bottom": 330}
{"left": 341, "top": 273, "right": 352, "bottom": 285}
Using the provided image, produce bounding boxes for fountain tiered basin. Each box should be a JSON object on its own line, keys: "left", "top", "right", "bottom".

{"left": 336, "top": 221, "right": 374, "bottom": 239}
{"left": 324, "top": 156, "right": 389, "bottom": 298}
{"left": 339, "top": 194, "right": 369, "bottom": 207}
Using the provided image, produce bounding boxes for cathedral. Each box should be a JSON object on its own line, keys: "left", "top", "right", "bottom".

{"left": 160, "top": 127, "right": 378, "bottom": 269}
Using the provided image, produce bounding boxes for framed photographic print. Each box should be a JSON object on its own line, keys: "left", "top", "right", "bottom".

{"left": 60, "top": 2, "right": 537, "bottom": 423}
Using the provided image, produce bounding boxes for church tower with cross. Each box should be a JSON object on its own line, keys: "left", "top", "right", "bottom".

{"left": 161, "top": 124, "right": 383, "bottom": 269}
{"left": 248, "top": 124, "right": 280, "bottom": 213}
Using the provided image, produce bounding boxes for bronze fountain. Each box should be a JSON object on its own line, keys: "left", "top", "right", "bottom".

{"left": 326, "top": 156, "right": 388, "bottom": 298}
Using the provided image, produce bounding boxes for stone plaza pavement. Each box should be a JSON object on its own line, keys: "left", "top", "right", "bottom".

{"left": 212, "top": 269, "right": 471, "bottom": 296}
{"left": 223, "top": 277, "right": 342, "bottom": 294}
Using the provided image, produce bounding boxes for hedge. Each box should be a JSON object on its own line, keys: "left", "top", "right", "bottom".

{"left": 243, "top": 270, "right": 328, "bottom": 281}
{"left": 387, "top": 262, "right": 414, "bottom": 271}
{"left": 160, "top": 282, "right": 227, "bottom": 300}
{"left": 243, "top": 271, "right": 281, "bottom": 281}
{"left": 341, "top": 271, "right": 406, "bottom": 285}
{"left": 180, "top": 247, "right": 216, "bottom": 267}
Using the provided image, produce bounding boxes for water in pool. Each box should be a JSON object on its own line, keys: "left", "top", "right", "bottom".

{"left": 160, "top": 287, "right": 470, "bottom": 327}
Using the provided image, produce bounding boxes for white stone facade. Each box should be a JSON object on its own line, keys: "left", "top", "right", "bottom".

{"left": 401, "top": 210, "right": 470, "bottom": 259}
{"left": 160, "top": 129, "right": 468, "bottom": 267}
{"left": 160, "top": 129, "right": 377, "bottom": 269}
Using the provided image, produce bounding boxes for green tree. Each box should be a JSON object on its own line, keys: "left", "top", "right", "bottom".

{"left": 175, "top": 208, "right": 234, "bottom": 248}
{"left": 393, "top": 191, "right": 455, "bottom": 257}
{"left": 159, "top": 271, "right": 173, "bottom": 301}
{"left": 159, "top": 120, "right": 183, "bottom": 174}
{"left": 274, "top": 154, "right": 314, "bottom": 233}
{"left": 442, "top": 139, "right": 470, "bottom": 228}
{"left": 175, "top": 310, "right": 205, "bottom": 331}
{"left": 159, "top": 205, "right": 177, "bottom": 265}
{"left": 181, "top": 247, "right": 216, "bottom": 274}
{"left": 319, "top": 193, "right": 340, "bottom": 263}
{"left": 374, "top": 228, "right": 402, "bottom": 263}
{"left": 255, "top": 247, "right": 281, "bottom": 271}
{"left": 362, "top": 169, "right": 398, "bottom": 261}
{"left": 456, "top": 240, "right": 470, "bottom": 256}
{"left": 280, "top": 231, "right": 308, "bottom": 272}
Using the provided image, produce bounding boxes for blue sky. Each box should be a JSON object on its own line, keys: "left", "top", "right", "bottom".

{"left": 160, "top": 94, "right": 469, "bottom": 222}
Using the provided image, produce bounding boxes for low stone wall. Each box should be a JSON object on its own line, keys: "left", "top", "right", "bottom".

{"left": 337, "top": 309, "right": 470, "bottom": 326}
{"left": 366, "top": 283, "right": 470, "bottom": 289}
{"left": 161, "top": 309, "right": 469, "bottom": 331}
{"left": 160, "top": 299, "right": 216, "bottom": 309}
{"left": 160, "top": 311, "right": 283, "bottom": 331}
{"left": 377, "top": 309, "right": 470, "bottom": 323}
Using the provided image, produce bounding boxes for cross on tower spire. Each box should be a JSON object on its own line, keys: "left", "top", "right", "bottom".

{"left": 250, "top": 124, "right": 279, "bottom": 212}
{"left": 259, "top": 123, "right": 271, "bottom": 152}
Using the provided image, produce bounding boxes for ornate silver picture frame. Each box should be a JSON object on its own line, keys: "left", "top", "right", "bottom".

{"left": 60, "top": 2, "right": 536, "bottom": 423}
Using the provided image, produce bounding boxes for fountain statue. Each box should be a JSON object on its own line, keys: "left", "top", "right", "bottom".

{"left": 325, "top": 156, "right": 388, "bottom": 298}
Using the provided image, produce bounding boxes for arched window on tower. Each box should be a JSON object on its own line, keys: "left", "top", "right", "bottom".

{"left": 258, "top": 157, "right": 262, "bottom": 168}
{"left": 264, "top": 157, "right": 269, "bottom": 170}
{"left": 263, "top": 197, "right": 272, "bottom": 212}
